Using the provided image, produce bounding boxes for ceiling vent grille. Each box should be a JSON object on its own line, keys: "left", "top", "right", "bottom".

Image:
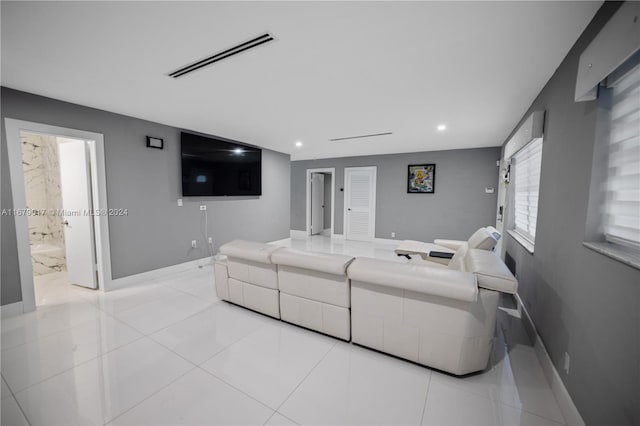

{"left": 329, "top": 132, "right": 393, "bottom": 142}
{"left": 168, "top": 33, "right": 274, "bottom": 78}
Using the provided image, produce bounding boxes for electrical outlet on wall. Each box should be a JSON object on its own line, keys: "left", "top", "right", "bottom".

{"left": 177, "top": 199, "right": 183, "bottom": 206}
{"left": 200, "top": 205, "right": 207, "bottom": 211}
{"left": 208, "top": 237, "right": 213, "bottom": 244}
{"left": 391, "top": 232, "right": 396, "bottom": 238}
{"left": 564, "top": 352, "right": 570, "bottom": 375}
{"left": 191, "top": 240, "right": 197, "bottom": 248}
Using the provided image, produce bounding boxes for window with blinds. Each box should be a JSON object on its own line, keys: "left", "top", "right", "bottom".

{"left": 603, "top": 61, "right": 640, "bottom": 250}
{"left": 513, "top": 138, "right": 543, "bottom": 244}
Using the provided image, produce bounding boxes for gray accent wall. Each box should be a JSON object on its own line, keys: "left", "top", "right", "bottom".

{"left": 1, "top": 87, "right": 290, "bottom": 306}
{"left": 500, "top": 3, "right": 639, "bottom": 425}
{"left": 291, "top": 148, "right": 500, "bottom": 241}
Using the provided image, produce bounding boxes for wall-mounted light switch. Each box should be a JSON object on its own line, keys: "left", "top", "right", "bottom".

{"left": 200, "top": 205, "right": 207, "bottom": 211}
{"left": 485, "top": 187, "right": 495, "bottom": 194}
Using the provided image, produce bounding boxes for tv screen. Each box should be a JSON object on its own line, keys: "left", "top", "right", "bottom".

{"left": 181, "top": 132, "right": 262, "bottom": 196}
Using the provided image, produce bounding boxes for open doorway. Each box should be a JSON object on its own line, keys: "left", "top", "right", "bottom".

{"left": 5, "top": 119, "right": 112, "bottom": 314}
{"left": 305, "top": 168, "right": 335, "bottom": 237}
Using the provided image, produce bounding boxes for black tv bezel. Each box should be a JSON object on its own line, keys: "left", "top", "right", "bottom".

{"left": 180, "top": 132, "right": 262, "bottom": 197}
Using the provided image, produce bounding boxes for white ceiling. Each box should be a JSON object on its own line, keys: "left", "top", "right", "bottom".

{"left": 1, "top": 1, "right": 601, "bottom": 160}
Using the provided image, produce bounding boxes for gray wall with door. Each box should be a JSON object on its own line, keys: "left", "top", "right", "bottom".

{"left": 500, "top": 3, "right": 639, "bottom": 425}
{"left": 291, "top": 147, "right": 500, "bottom": 241}
{"left": 1, "top": 87, "right": 290, "bottom": 306}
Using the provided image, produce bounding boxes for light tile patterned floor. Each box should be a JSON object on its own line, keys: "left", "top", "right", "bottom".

{"left": 1, "top": 236, "right": 566, "bottom": 425}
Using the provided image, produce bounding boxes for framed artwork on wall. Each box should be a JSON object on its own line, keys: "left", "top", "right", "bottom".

{"left": 407, "top": 164, "right": 435, "bottom": 193}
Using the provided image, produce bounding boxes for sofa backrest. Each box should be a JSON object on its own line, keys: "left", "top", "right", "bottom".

{"left": 467, "top": 226, "right": 502, "bottom": 250}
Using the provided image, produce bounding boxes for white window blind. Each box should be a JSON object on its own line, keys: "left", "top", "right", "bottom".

{"left": 513, "top": 138, "right": 543, "bottom": 244}
{"left": 604, "top": 62, "right": 640, "bottom": 250}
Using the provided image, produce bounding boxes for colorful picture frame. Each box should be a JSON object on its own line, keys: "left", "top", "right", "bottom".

{"left": 407, "top": 164, "right": 435, "bottom": 193}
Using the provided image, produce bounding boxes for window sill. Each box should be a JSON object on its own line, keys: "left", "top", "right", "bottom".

{"left": 583, "top": 241, "right": 640, "bottom": 271}
{"left": 507, "top": 230, "right": 535, "bottom": 254}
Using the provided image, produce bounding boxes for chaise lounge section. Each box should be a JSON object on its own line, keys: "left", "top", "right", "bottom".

{"left": 395, "top": 226, "right": 502, "bottom": 266}
{"left": 348, "top": 248, "right": 517, "bottom": 375}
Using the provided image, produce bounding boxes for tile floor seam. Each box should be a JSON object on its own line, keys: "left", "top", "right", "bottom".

{"left": 8, "top": 333, "right": 149, "bottom": 396}
{"left": 138, "top": 300, "right": 220, "bottom": 338}
{"left": 194, "top": 317, "right": 274, "bottom": 367}
{"left": 2, "top": 309, "right": 143, "bottom": 358}
{"left": 274, "top": 339, "right": 339, "bottom": 414}
{"left": 274, "top": 411, "right": 299, "bottom": 426}
{"left": 262, "top": 410, "right": 278, "bottom": 426}
{"left": 1, "top": 374, "right": 14, "bottom": 399}
{"left": 147, "top": 321, "right": 253, "bottom": 365}
{"left": 103, "top": 365, "right": 199, "bottom": 426}
{"left": 157, "top": 279, "right": 222, "bottom": 302}
{"left": 195, "top": 365, "right": 276, "bottom": 413}
{"left": 1, "top": 300, "right": 102, "bottom": 351}
{"left": 11, "top": 393, "right": 33, "bottom": 426}
{"left": 419, "top": 370, "right": 433, "bottom": 425}
{"left": 270, "top": 410, "right": 300, "bottom": 426}
{"left": 141, "top": 334, "right": 208, "bottom": 370}
{"left": 113, "top": 301, "right": 213, "bottom": 336}
{"left": 434, "top": 376, "right": 567, "bottom": 425}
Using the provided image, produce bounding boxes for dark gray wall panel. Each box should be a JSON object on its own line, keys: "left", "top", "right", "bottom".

{"left": 501, "top": 3, "right": 639, "bottom": 425}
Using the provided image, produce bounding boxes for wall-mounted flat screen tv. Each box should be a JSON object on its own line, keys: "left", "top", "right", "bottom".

{"left": 181, "top": 132, "right": 262, "bottom": 196}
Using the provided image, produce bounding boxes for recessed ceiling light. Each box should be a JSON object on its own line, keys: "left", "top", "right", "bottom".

{"left": 295, "top": 141, "right": 303, "bottom": 147}
{"left": 233, "top": 148, "right": 244, "bottom": 154}
{"left": 437, "top": 124, "right": 447, "bottom": 132}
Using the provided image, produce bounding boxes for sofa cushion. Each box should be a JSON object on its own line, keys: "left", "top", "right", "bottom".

{"left": 271, "top": 248, "right": 355, "bottom": 276}
{"left": 464, "top": 249, "right": 518, "bottom": 294}
{"left": 348, "top": 257, "right": 477, "bottom": 303}
{"left": 278, "top": 265, "right": 350, "bottom": 307}
{"left": 467, "top": 227, "right": 500, "bottom": 250}
{"left": 219, "top": 240, "right": 281, "bottom": 264}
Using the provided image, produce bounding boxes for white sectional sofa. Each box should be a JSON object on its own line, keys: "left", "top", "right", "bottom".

{"left": 272, "top": 248, "right": 355, "bottom": 340}
{"left": 213, "top": 234, "right": 517, "bottom": 376}
{"left": 348, "top": 248, "right": 517, "bottom": 375}
{"left": 218, "top": 240, "right": 282, "bottom": 318}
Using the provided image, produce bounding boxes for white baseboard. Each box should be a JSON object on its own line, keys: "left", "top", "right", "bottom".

{"left": 290, "top": 230, "right": 308, "bottom": 239}
{"left": 1, "top": 301, "right": 24, "bottom": 318}
{"left": 331, "top": 233, "right": 345, "bottom": 240}
{"left": 109, "top": 257, "right": 213, "bottom": 290}
{"left": 514, "top": 294, "right": 585, "bottom": 426}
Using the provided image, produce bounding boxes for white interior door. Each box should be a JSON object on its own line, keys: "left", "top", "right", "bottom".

{"left": 344, "top": 167, "right": 376, "bottom": 241}
{"left": 58, "top": 139, "right": 97, "bottom": 289}
{"left": 311, "top": 173, "right": 325, "bottom": 235}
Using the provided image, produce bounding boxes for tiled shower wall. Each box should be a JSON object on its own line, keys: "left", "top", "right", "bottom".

{"left": 21, "top": 132, "right": 66, "bottom": 274}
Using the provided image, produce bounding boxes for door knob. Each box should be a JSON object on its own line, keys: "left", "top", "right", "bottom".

{"left": 348, "top": 208, "right": 351, "bottom": 211}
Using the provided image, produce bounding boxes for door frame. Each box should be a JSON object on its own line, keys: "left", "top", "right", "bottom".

{"left": 4, "top": 118, "right": 113, "bottom": 314}
{"left": 343, "top": 166, "right": 377, "bottom": 241}
{"left": 305, "top": 168, "right": 335, "bottom": 237}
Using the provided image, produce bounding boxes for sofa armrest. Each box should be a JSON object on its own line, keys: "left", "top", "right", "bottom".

{"left": 464, "top": 249, "right": 518, "bottom": 294}
{"left": 347, "top": 257, "right": 477, "bottom": 303}
{"left": 433, "top": 239, "right": 466, "bottom": 250}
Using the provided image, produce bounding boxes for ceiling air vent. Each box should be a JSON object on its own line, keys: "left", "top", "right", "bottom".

{"left": 168, "top": 32, "right": 274, "bottom": 78}
{"left": 329, "top": 132, "right": 393, "bottom": 142}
